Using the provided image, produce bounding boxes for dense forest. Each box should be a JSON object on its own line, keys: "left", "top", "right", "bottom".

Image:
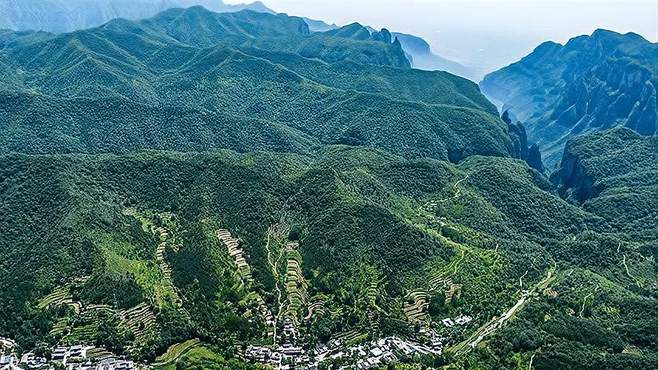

{"left": 0, "top": 6, "right": 655, "bottom": 370}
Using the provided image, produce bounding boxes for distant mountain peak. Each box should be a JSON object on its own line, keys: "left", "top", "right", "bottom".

{"left": 590, "top": 28, "right": 645, "bottom": 41}
{"left": 481, "top": 29, "right": 658, "bottom": 167}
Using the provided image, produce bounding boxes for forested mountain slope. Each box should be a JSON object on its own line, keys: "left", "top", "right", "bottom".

{"left": 1, "top": 147, "right": 654, "bottom": 369}
{"left": 0, "top": 0, "right": 273, "bottom": 33}
{"left": 0, "top": 7, "right": 509, "bottom": 162}
{"left": 481, "top": 29, "right": 658, "bottom": 167}
{"left": 553, "top": 127, "right": 657, "bottom": 233}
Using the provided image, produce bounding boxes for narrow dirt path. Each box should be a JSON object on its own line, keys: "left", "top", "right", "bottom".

{"left": 617, "top": 242, "right": 641, "bottom": 288}
{"left": 622, "top": 254, "right": 641, "bottom": 287}
{"left": 529, "top": 350, "right": 538, "bottom": 369}
{"left": 453, "top": 248, "right": 465, "bottom": 275}
{"left": 420, "top": 173, "right": 470, "bottom": 211}
{"left": 519, "top": 270, "right": 529, "bottom": 288}
{"left": 579, "top": 285, "right": 599, "bottom": 318}
{"left": 439, "top": 173, "right": 470, "bottom": 203}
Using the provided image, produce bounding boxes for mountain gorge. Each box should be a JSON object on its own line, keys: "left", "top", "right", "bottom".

{"left": 553, "top": 127, "right": 657, "bottom": 231}
{"left": 0, "top": 5, "right": 655, "bottom": 370}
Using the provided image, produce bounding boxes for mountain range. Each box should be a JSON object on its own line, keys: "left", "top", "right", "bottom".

{"left": 0, "top": 0, "right": 274, "bottom": 33}
{"left": 481, "top": 29, "right": 658, "bottom": 167}
{"left": 392, "top": 32, "right": 476, "bottom": 80}
{"left": 0, "top": 7, "right": 507, "bottom": 162}
{"left": 0, "top": 0, "right": 477, "bottom": 80}
{"left": 0, "top": 4, "right": 655, "bottom": 370}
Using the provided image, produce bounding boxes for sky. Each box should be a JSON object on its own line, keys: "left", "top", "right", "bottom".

{"left": 225, "top": 0, "right": 658, "bottom": 77}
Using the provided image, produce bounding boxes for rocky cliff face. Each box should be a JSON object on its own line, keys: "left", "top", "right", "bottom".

{"left": 552, "top": 145, "right": 597, "bottom": 203}
{"left": 301, "top": 19, "right": 475, "bottom": 79}
{"left": 481, "top": 30, "right": 658, "bottom": 168}
{"left": 323, "top": 24, "right": 411, "bottom": 68}
{"left": 502, "top": 111, "right": 545, "bottom": 173}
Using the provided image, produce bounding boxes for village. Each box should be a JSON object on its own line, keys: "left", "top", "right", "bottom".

{"left": 243, "top": 313, "right": 473, "bottom": 370}
{"left": 246, "top": 335, "right": 443, "bottom": 370}
{"left": 0, "top": 338, "right": 136, "bottom": 370}
{"left": 224, "top": 226, "right": 477, "bottom": 369}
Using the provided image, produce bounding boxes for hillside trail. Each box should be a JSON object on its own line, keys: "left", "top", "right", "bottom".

{"left": 579, "top": 284, "right": 600, "bottom": 318}
{"left": 451, "top": 265, "right": 557, "bottom": 356}
{"left": 420, "top": 173, "right": 470, "bottom": 212}
{"left": 617, "top": 242, "right": 642, "bottom": 288}
{"left": 453, "top": 248, "right": 465, "bottom": 275}
{"left": 528, "top": 348, "right": 541, "bottom": 370}
{"left": 519, "top": 258, "right": 538, "bottom": 287}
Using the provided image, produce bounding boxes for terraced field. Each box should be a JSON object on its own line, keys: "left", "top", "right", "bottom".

{"left": 38, "top": 286, "right": 82, "bottom": 313}
{"left": 86, "top": 347, "right": 114, "bottom": 361}
{"left": 403, "top": 290, "right": 431, "bottom": 330}
{"left": 334, "top": 329, "right": 369, "bottom": 347}
{"left": 62, "top": 303, "right": 120, "bottom": 344}
{"left": 122, "top": 209, "right": 186, "bottom": 309}
{"left": 120, "top": 302, "right": 159, "bottom": 342}
{"left": 217, "top": 228, "right": 275, "bottom": 338}
{"left": 284, "top": 241, "right": 309, "bottom": 324}
{"left": 155, "top": 227, "right": 173, "bottom": 280}
{"left": 254, "top": 295, "right": 275, "bottom": 337}
{"left": 217, "top": 229, "right": 253, "bottom": 284}
{"left": 45, "top": 293, "right": 117, "bottom": 340}
{"left": 153, "top": 226, "right": 184, "bottom": 308}
{"left": 50, "top": 317, "right": 70, "bottom": 337}
{"left": 428, "top": 247, "right": 466, "bottom": 291}
{"left": 154, "top": 339, "right": 201, "bottom": 367}
{"left": 304, "top": 299, "right": 326, "bottom": 321}
{"left": 64, "top": 323, "right": 98, "bottom": 344}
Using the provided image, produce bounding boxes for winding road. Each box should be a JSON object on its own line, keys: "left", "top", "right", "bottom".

{"left": 450, "top": 265, "right": 557, "bottom": 356}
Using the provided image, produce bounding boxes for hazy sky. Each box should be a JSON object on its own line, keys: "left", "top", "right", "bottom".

{"left": 226, "top": 0, "right": 657, "bottom": 76}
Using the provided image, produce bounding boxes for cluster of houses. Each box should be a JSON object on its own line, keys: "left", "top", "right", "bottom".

{"left": 282, "top": 319, "right": 299, "bottom": 340}
{"left": 18, "top": 354, "right": 49, "bottom": 369}
{"left": 246, "top": 335, "right": 446, "bottom": 370}
{"left": 245, "top": 343, "right": 309, "bottom": 369}
{"left": 65, "top": 357, "right": 135, "bottom": 370}
{"left": 326, "top": 336, "right": 444, "bottom": 370}
{"left": 1, "top": 354, "right": 19, "bottom": 370}
{"left": 0, "top": 340, "right": 135, "bottom": 370}
{"left": 0, "top": 337, "right": 19, "bottom": 370}
{"left": 441, "top": 314, "right": 473, "bottom": 328}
